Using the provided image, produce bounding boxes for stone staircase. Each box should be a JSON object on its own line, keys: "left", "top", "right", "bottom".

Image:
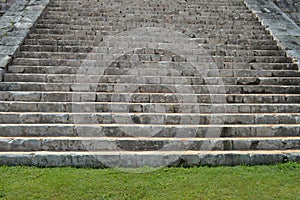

{"left": 0, "top": 0, "right": 299, "bottom": 167}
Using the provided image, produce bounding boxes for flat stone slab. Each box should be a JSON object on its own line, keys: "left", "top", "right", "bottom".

{"left": 245, "top": 0, "right": 300, "bottom": 67}
{"left": 0, "top": 150, "right": 299, "bottom": 168}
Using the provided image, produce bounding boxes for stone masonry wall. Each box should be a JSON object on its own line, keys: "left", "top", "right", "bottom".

{"left": 273, "top": 0, "right": 300, "bottom": 26}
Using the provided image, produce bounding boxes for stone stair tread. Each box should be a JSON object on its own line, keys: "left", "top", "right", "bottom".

{"left": 0, "top": 102, "right": 299, "bottom": 113}
{"left": 1, "top": 150, "right": 299, "bottom": 154}
{"left": 1, "top": 136, "right": 300, "bottom": 140}
{"left": 1, "top": 82, "right": 300, "bottom": 94}
{"left": 1, "top": 123, "right": 299, "bottom": 138}
{"left": 0, "top": 112, "right": 298, "bottom": 125}
{"left": 26, "top": 33, "right": 274, "bottom": 41}
{"left": 1, "top": 101, "right": 299, "bottom": 105}
{"left": 1, "top": 123, "right": 299, "bottom": 127}
{"left": 17, "top": 51, "right": 284, "bottom": 57}
{"left": 32, "top": 24, "right": 266, "bottom": 31}
{"left": 1, "top": 112, "right": 299, "bottom": 115}
{"left": 8, "top": 66, "right": 300, "bottom": 76}
{"left": 0, "top": 136, "right": 299, "bottom": 153}
{"left": 18, "top": 48, "right": 285, "bottom": 57}
{"left": 0, "top": 150, "right": 299, "bottom": 167}
{"left": 5, "top": 73, "right": 300, "bottom": 80}
{"left": 12, "top": 61, "right": 296, "bottom": 70}
{"left": 0, "top": 91, "right": 299, "bottom": 103}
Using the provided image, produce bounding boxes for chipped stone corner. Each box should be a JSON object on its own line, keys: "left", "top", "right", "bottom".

{"left": 286, "top": 50, "right": 300, "bottom": 68}
{"left": 0, "top": 0, "right": 50, "bottom": 82}
{"left": 0, "top": 54, "right": 11, "bottom": 81}
{"left": 244, "top": 0, "right": 300, "bottom": 70}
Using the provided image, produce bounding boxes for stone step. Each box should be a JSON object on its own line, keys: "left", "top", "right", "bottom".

{"left": 200, "top": 44, "right": 280, "bottom": 51}
{"left": 34, "top": 18, "right": 263, "bottom": 27}
{"left": 0, "top": 102, "right": 299, "bottom": 113}
{"left": 0, "top": 112, "right": 298, "bottom": 125}
{"left": 47, "top": 0, "right": 246, "bottom": 6}
{"left": 12, "top": 59, "right": 294, "bottom": 70}
{"left": 0, "top": 124, "right": 299, "bottom": 138}
{"left": 16, "top": 49, "right": 284, "bottom": 59}
{"left": 19, "top": 44, "right": 281, "bottom": 54}
{"left": 23, "top": 39, "right": 100, "bottom": 47}
{"left": 0, "top": 82, "right": 299, "bottom": 93}
{"left": 22, "top": 39, "right": 282, "bottom": 55}
{"left": 44, "top": 4, "right": 250, "bottom": 9}
{"left": 39, "top": 14, "right": 261, "bottom": 23}
{"left": 8, "top": 65, "right": 299, "bottom": 75}
{"left": 16, "top": 52, "right": 288, "bottom": 63}
{"left": 30, "top": 30, "right": 268, "bottom": 41}
{"left": 35, "top": 20, "right": 263, "bottom": 31}
{"left": 29, "top": 28, "right": 269, "bottom": 37}
{"left": 32, "top": 23, "right": 266, "bottom": 32}
{"left": 43, "top": 5, "right": 253, "bottom": 11}
{"left": 39, "top": 11, "right": 260, "bottom": 20}
{"left": 0, "top": 92, "right": 298, "bottom": 103}
{"left": 0, "top": 137, "right": 299, "bottom": 152}
{"left": 41, "top": 6, "right": 252, "bottom": 13}
{"left": 25, "top": 36, "right": 278, "bottom": 48}
{"left": 212, "top": 50, "right": 286, "bottom": 57}
{"left": 0, "top": 150, "right": 299, "bottom": 167}
{"left": 27, "top": 33, "right": 105, "bottom": 42}
{"left": 17, "top": 45, "right": 286, "bottom": 58}
{"left": 4, "top": 74, "right": 300, "bottom": 86}
{"left": 19, "top": 45, "right": 94, "bottom": 53}
{"left": 27, "top": 30, "right": 274, "bottom": 41}
{"left": 47, "top": 1, "right": 246, "bottom": 6}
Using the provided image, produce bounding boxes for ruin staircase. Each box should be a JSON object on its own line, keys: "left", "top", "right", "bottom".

{"left": 0, "top": 0, "right": 299, "bottom": 167}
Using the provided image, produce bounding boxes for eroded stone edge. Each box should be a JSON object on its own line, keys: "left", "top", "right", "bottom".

{"left": 0, "top": 152, "right": 299, "bottom": 167}
{"left": 0, "top": 0, "right": 50, "bottom": 82}
{"left": 245, "top": 0, "right": 300, "bottom": 69}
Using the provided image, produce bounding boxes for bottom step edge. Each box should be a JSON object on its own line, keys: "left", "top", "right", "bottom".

{"left": 0, "top": 150, "right": 299, "bottom": 168}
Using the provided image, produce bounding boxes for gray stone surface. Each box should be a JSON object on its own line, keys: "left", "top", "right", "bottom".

{"left": 245, "top": 0, "right": 300, "bottom": 67}
{"left": 0, "top": 0, "right": 299, "bottom": 167}
{"left": 0, "top": 0, "right": 49, "bottom": 80}
{"left": 0, "top": 0, "right": 16, "bottom": 17}
{"left": 0, "top": 151, "right": 299, "bottom": 167}
{"left": 273, "top": 0, "right": 300, "bottom": 26}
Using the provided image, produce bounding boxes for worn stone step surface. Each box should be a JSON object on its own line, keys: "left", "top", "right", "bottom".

{"left": 8, "top": 62, "right": 300, "bottom": 74}
{"left": 17, "top": 48, "right": 286, "bottom": 58}
{"left": 0, "top": 150, "right": 299, "bottom": 167}
{"left": 4, "top": 74, "right": 300, "bottom": 85}
{"left": 8, "top": 66, "right": 300, "bottom": 75}
{"left": 19, "top": 41, "right": 285, "bottom": 56}
{"left": 18, "top": 43, "right": 282, "bottom": 54}
{"left": 10, "top": 60, "right": 299, "bottom": 71}
{"left": 0, "top": 124, "right": 299, "bottom": 138}
{"left": 26, "top": 31, "right": 273, "bottom": 42}
{"left": 29, "top": 28, "right": 269, "bottom": 37}
{"left": 0, "top": 137, "right": 299, "bottom": 152}
{"left": 33, "top": 22, "right": 266, "bottom": 31}
{"left": 26, "top": 32, "right": 275, "bottom": 42}
{"left": 0, "top": 92, "right": 298, "bottom": 103}
{"left": 16, "top": 52, "right": 289, "bottom": 64}
{"left": 0, "top": 102, "right": 299, "bottom": 113}
{"left": 33, "top": 23, "right": 263, "bottom": 34}
{"left": 1, "top": 82, "right": 299, "bottom": 94}
{"left": 0, "top": 112, "right": 298, "bottom": 125}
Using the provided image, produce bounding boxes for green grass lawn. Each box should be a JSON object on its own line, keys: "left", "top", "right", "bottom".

{"left": 0, "top": 163, "right": 299, "bottom": 200}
